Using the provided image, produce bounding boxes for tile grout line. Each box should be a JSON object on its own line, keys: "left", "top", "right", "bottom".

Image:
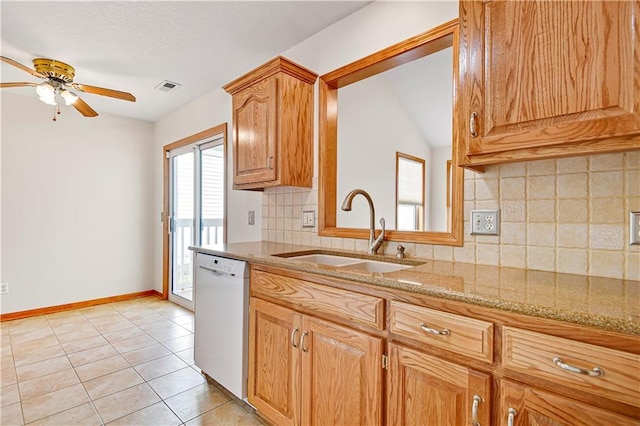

{"left": 2, "top": 297, "right": 257, "bottom": 426}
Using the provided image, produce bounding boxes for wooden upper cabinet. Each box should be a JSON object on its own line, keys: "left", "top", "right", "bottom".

{"left": 459, "top": 0, "right": 640, "bottom": 167}
{"left": 232, "top": 78, "right": 277, "bottom": 186}
{"left": 224, "top": 56, "right": 318, "bottom": 190}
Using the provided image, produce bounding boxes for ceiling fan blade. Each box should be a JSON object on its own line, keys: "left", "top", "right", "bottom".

{"left": 1, "top": 56, "right": 44, "bottom": 78}
{"left": 72, "top": 96, "right": 99, "bottom": 117}
{"left": 1, "top": 82, "right": 38, "bottom": 88}
{"left": 72, "top": 83, "right": 136, "bottom": 102}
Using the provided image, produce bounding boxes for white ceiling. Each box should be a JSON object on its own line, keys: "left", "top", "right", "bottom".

{"left": 384, "top": 46, "right": 453, "bottom": 148}
{"left": 1, "top": 1, "right": 370, "bottom": 122}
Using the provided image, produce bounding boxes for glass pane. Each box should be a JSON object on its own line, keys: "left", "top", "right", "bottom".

{"left": 397, "top": 156, "right": 424, "bottom": 204}
{"left": 397, "top": 204, "right": 418, "bottom": 231}
{"left": 172, "top": 151, "right": 194, "bottom": 301}
{"left": 201, "top": 144, "right": 224, "bottom": 245}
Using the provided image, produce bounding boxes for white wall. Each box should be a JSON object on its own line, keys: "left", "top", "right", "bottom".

{"left": 336, "top": 74, "right": 430, "bottom": 229}
{"left": 1, "top": 92, "right": 154, "bottom": 314}
{"left": 151, "top": 86, "right": 263, "bottom": 291}
{"left": 429, "top": 146, "right": 450, "bottom": 231}
{"left": 150, "top": 1, "right": 457, "bottom": 289}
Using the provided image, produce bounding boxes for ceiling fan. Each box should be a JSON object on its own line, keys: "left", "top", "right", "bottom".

{"left": 0, "top": 56, "right": 136, "bottom": 121}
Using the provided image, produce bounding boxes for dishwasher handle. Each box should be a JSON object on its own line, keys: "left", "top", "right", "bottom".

{"left": 198, "top": 264, "right": 236, "bottom": 276}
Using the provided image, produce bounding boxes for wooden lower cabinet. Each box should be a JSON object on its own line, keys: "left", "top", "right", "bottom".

{"left": 247, "top": 266, "right": 639, "bottom": 425}
{"left": 248, "top": 298, "right": 300, "bottom": 426}
{"left": 248, "top": 297, "right": 383, "bottom": 426}
{"left": 301, "top": 315, "right": 383, "bottom": 425}
{"left": 498, "top": 379, "right": 639, "bottom": 426}
{"left": 386, "top": 343, "right": 490, "bottom": 426}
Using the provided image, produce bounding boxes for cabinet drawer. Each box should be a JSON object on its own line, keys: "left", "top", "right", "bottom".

{"left": 389, "top": 301, "right": 493, "bottom": 362}
{"left": 251, "top": 270, "right": 384, "bottom": 330}
{"left": 503, "top": 327, "right": 640, "bottom": 408}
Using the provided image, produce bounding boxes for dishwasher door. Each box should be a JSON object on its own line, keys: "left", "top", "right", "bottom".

{"left": 193, "top": 253, "right": 249, "bottom": 400}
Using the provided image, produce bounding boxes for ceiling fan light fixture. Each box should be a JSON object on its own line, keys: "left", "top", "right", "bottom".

{"left": 2, "top": 55, "right": 134, "bottom": 120}
{"left": 38, "top": 95, "right": 57, "bottom": 106}
{"left": 60, "top": 89, "right": 78, "bottom": 105}
{"left": 35, "top": 81, "right": 55, "bottom": 98}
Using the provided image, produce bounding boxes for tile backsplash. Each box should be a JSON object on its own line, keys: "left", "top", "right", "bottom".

{"left": 262, "top": 151, "right": 640, "bottom": 280}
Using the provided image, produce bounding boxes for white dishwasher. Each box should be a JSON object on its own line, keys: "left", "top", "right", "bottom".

{"left": 194, "top": 252, "right": 249, "bottom": 400}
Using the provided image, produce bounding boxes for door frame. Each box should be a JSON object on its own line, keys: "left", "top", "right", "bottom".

{"left": 162, "top": 123, "right": 228, "bottom": 299}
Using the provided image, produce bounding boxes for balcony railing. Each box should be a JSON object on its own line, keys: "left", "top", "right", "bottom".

{"left": 172, "top": 218, "right": 223, "bottom": 299}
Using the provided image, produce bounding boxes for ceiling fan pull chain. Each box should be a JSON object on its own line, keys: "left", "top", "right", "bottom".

{"left": 52, "top": 105, "right": 57, "bottom": 121}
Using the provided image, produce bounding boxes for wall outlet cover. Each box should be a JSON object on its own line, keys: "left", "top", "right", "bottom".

{"left": 630, "top": 211, "right": 640, "bottom": 245}
{"left": 302, "top": 211, "right": 315, "bottom": 228}
{"left": 248, "top": 210, "right": 255, "bottom": 226}
{"left": 470, "top": 209, "right": 500, "bottom": 236}
{"left": 0, "top": 283, "right": 8, "bottom": 295}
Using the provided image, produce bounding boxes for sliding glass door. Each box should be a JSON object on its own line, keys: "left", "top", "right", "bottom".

{"left": 169, "top": 138, "right": 225, "bottom": 310}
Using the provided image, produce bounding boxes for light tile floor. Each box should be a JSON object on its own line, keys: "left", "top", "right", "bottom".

{"left": 0, "top": 297, "right": 263, "bottom": 425}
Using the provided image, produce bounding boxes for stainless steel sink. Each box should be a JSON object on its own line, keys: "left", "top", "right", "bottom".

{"left": 278, "top": 252, "right": 412, "bottom": 273}
{"left": 283, "top": 254, "right": 359, "bottom": 266}
{"left": 337, "top": 260, "right": 412, "bottom": 273}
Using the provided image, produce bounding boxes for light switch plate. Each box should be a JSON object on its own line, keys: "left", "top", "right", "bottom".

{"left": 302, "top": 210, "right": 315, "bottom": 228}
{"left": 470, "top": 209, "right": 500, "bottom": 235}
{"left": 630, "top": 211, "right": 640, "bottom": 245}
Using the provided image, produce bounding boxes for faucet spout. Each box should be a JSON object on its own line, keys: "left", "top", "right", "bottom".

{"left": 341, "top": 189, "right": 385, "bottom": 254}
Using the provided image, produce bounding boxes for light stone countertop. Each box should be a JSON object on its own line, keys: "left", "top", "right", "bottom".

{"left": 190, "top": 241, "right": 640, "bottom": 336}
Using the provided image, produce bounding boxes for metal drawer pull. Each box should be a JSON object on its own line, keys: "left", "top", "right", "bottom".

{"left": 552, "top": 357, "right": 604, "bottom": 377}
{"left": 419, "top": 322, "right": 450, "bottom": 336}
{"left": 507, "top": 408, "right": 517, "bottom": 426}
{"left": 470, "top": 112, "right": 478, "bottom": 137}
{"left": 471, "top": 394, "right": 482, "bottom": 426}
{"left": 290, "top": 327, "right": 299, "bottom": 348}
{"left": 267, "top": 156, "right": 273, "bottom": 170}
{"left": 300, "top": 331, "right": 309, "bottom": 352}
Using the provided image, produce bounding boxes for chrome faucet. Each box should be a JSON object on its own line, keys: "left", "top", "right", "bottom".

{"left": 341, "top": 189, "right": 385, "bottom": 254}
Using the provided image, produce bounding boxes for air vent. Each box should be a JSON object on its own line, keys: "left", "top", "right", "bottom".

{"left": 155, "top": 80, "right": 181, "bottom": 92}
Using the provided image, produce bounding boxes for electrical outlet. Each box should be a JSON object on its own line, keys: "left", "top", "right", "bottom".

{"left": 302, "top": 210, "right": 315, "bottom": 228}
{"left": 630, "top": 211, "right": 640, "bottom": 245}
{"left": 470, "top": 209, "right": 500, "bottom": 235}
{"left": 248, "top": 210, "right": 255, "bottom": 226}
{"left": 0, "top": 283, "right": 8, "bottom": 295}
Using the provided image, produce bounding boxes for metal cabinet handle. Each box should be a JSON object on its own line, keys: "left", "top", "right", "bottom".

{"left": 552, "top": 357, "right": 604, "bottom": 377}
{"left": 197, "top": 265, "right": 225, "bottom": 275}
{"left": 471, "top": 394, "right": 482, "bottom": 426}
{"left": 267, "top": 156, "right": 274, "bottom": 170}
{"left": 470, "top": 112, "right": 478, "bottom": 137}
{"left": 507, "top": 408, "right": 517, "bottom": 426}
{"left": 290, "top": 327, "right": 299, "bottom": 348}
{"left": 420, "top": 322, "right": 450, "bottom": 336}
{"left": 300, "top": 331, "right": 309, "bottom": 352}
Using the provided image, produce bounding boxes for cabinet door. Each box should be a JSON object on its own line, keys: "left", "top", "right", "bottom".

{"left": 498, "top": 379, "right": 639, "bottom": 426}
{"left": 232, "top": 76, "right": 278, "bottom": 186}
{"left": 387, "top": 343, "right": 490, "bottom": 426}
{"left": 248, "top": 298, "right": 301, "bottom": 426}
{"left": 460, "top": 0, "right": 640, "bottom": 163}
{"left": 300, "top": 316, "right": 383, "bottom": 426}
